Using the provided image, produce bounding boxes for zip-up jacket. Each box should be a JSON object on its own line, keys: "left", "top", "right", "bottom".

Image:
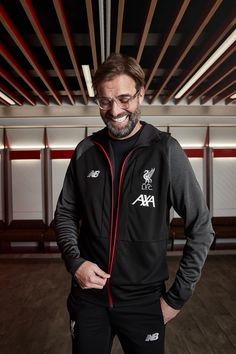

{"left": 55, "top": 123, "right": 214, "bottom": 309}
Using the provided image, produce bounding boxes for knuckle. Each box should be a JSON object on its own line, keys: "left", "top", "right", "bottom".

{"left": 87, "top": 274, "right": 94, "bottom": 283}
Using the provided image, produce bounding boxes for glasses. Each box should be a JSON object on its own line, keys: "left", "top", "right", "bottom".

{"left": 95, "top": 90, "right": 140, "bottom": 110}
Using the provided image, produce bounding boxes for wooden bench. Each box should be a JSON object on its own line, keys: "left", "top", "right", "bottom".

{"left": 1, "top": 217, "right": 235, "bottom": 253}
{"left": 169, "top": 218, "right": 185, "bottom": 250}
{"left": 0, "top": 219, "right": 59, "bottom": 253}
{"left": 170, "top": 216, "right": 236, "bottom": 250}
{"left": 44, "top": 227, "right": 56, "bottom": 242}
{"left": 211, "top": 216, "right": 236, "bottom": 249}
{"left": 0, "top": 220, "right": 46, "bottom": 252}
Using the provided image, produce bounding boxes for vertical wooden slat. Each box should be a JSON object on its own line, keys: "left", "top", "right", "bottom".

{"left": 0, "top": 44, "right": 49, "bottom": 105}
{"left": 52, "top": 0, "right": 88, "bottom": 104}
{"left": 115, "top": 0, "right": 125, "bottom": 53}
{"left": 0, "top": 68, "right": 36, "bottom": 105}
{"left": 145, "top": 0, "right": 190, "bottom": 93}
{"left": 188, "top": 63, "right": 236, "bottom": 104}
{"left": 213, "top": 86, "right": 236, "bottom": 105}
{"left": 85, "top": 0, "right": 98, "bottom": 70}
{"left": 0, "top": 4, "right": 62, "bottom": 105}
{"left": 0, "top": 82, "right": 23, "bottom": 106}
{"left": 136, "top": 0, "right": 158, "bottom": 63}
{"left": 175, "top": 43, "right": 236, "bottom": 105}
{"left": 163, "top": 13, "right": 236, "bottom": 104}
{"left": 200, "top": 77, "right": 236, "bottom": 105}
{"left": 150, "top": 0, "right": 223, "bottom": 103}
{"left": 3, "top": 128, "right": 12, "bottom": 226}
{"left": 20, "top": 0, "right": 75, "bottom": 104}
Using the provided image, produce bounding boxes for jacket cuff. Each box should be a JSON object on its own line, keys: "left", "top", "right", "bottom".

{"left": 66, "top": 257, "right": 86, "bottom": 276}
{"left": 163, "top": 282, "right": 194, "bottom": 310}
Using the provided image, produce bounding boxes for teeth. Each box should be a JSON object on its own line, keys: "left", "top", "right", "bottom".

{"left": 112, "top": 115, "right": 128, "bottom": 123}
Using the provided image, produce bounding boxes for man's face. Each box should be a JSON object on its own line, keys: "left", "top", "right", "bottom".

{"left": 96, "top": 74, "right": 144, "bottom": 139}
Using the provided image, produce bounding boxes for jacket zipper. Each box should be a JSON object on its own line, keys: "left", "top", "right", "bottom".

{"left": 94, "top": 141, "right": 135, "bottom": 307}
{"left": 93, "top": 142, "right": 114, "bottom": 306}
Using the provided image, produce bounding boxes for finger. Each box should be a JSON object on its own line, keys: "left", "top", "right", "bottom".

{"left": 94, "top": 265, "right": 110, "bottom": 279}
{"left": 80, "top": 272, "right": 108, "bottom": 288}
{"left": 83, "top": 283, "right": 104, "bottom": 289}
{"left": 82, "top": 277, "right": 106, "bottom": 289}
{"left": 90, "top": 274, "right": 108, "bottom": 287}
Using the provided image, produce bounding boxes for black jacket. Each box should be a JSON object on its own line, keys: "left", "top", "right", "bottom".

{"left": 55, "top": 123, "right": 214, "bottom": 309}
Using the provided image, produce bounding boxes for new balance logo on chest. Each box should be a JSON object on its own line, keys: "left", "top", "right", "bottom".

{"left": 132, "top": 194, "right": 156, "bottom": 208}
{"left": 87, "top": 170, "right": 100, "bottom": 178}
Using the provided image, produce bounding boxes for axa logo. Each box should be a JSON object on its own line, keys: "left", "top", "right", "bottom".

{"left": 87, "top": 170, "right": 100, "bottom": 178}
{"left": 132, "top": 194, "right": 155, "bottom": 208}
{"left": 145, "top": 332, "right": 159, "bottom": 342}
{"left": 142, "top": 168, "right": 155, "bottom": 190}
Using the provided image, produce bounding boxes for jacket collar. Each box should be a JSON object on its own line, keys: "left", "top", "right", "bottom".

{"left": 92, "top": 121, "right": 163, "bottom": 149}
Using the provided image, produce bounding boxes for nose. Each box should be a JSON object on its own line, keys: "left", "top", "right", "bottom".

{"left": 109, "top": 99, "right": 124, "bottom": 116}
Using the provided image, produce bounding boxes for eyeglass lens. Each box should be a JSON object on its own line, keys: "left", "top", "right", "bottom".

{"left": 96, "top": 90, "right": 139, "bottom": 110}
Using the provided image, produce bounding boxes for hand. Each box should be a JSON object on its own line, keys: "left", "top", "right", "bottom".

{"left": 75, "top": 261, "right": 110, "bottom": 289}
{"left": 160, "top": 297, "right": 180, "bottom": 324}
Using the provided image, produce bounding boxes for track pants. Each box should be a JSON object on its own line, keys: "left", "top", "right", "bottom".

{"left": 67, "top": 296, "right": 165, "bottom": 354}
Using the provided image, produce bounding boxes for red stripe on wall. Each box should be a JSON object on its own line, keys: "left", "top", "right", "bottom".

{"left": 50, "top": 150, "right": 74, "bottom": 159}
{"left": 10, "top": 151, "right": 41, "bottom": 160}
{"left": 213, "top": 149, "right": 236, "bottom": 158}
{"left": 9, "top": 148, "right": 235, "bottom": 160}
{"left": 184, "top": 149, "right": 204, "bottom": 158}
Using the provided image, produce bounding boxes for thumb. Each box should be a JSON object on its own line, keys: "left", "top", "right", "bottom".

{"left": 94, "top": 265, "right": 110, "bottom": 279}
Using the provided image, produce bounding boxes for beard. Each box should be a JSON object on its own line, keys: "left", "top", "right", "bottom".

{"left": 102, "top": 107, "right": 141, "bottom": 139}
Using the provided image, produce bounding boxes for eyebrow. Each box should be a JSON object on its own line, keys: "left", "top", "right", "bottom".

{"left": 98, "top": 93, "right": 135, "bottom": 98}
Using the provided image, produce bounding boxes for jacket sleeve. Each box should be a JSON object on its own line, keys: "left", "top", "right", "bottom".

{"left": 163, "top": 137, "right": 215, "bottom": 309}
{"left": 54, "top": 151, "right": 86, "bottom": 275}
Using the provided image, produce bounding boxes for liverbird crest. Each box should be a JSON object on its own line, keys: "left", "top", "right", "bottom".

{"left": 142, "top": 168, "right": 155, "bottom": 190}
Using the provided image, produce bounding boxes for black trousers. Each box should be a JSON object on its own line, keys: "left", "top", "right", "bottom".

{"left": 67, "top": 296, "right": 165, "bottom": 354}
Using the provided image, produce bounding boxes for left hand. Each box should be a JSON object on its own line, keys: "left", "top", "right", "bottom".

{"left": 160, "top": 297, "right": 180, "bottom": 324}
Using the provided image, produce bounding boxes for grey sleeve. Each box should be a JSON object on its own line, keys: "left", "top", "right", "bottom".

{"left": 164, "top": 137, "right": 214, "bottom": 309}
{"left": 54, "top": 153, "right": 86, "bottom": 275}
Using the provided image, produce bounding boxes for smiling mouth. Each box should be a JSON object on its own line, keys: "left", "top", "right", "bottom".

{"left": 111, "top": 114, "right": 128, "bottom": 123}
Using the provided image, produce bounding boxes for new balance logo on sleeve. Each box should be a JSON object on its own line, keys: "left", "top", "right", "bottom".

{"left": 145, "top": 332, "right": 159, "bottom": 342}
{"left": 87, "top": 170, "right": 100, "bottom": 178}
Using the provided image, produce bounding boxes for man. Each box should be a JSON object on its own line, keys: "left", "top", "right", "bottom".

{"left": 55, "top": 53, "right": 214, "bottom": 354}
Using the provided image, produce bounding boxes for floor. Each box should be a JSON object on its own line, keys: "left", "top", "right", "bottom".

{"left": 0, "top": 253, "right": 235, "bottom": 354}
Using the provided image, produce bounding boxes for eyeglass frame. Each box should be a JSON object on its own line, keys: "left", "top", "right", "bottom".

{"left": 95, "top": 89, "right": 140, "bottom": 110}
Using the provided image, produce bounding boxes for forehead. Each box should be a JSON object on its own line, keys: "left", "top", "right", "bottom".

{"left": 97, "top": 74, "right": 136, "bottom": 96}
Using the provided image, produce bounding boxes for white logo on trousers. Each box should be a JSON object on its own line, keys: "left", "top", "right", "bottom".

{"left": 145, "top": 332, "right": 159, "bottom": 341}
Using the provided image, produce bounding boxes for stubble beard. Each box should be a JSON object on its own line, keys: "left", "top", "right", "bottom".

{"left": 103, "top": 107, "right": 141, "bottom": 139}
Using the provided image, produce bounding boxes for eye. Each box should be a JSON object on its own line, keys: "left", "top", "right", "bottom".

{"left": 99, "top": 98, "right": 110, "bottom": 106}
{"left": 117, "top": 95, "right": 131, "bottom": 104}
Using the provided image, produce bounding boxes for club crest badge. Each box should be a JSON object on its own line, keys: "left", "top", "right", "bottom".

{"left": 141, "top": 168, "right": 155, "bottom": 190}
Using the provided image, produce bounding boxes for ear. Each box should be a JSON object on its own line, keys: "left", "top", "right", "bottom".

{"left": 138, "top": 86, "right": 145, "bottom": 104}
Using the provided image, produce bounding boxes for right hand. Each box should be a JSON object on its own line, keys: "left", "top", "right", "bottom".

{"left": 160, "top": 297, "right": 180, "bottom": 324}
{"left": 75, "top": 261, "right": 110, "bottom": 289}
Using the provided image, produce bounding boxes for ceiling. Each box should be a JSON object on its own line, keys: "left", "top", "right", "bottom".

{"left": 0, "top": 0, "right": 235, "bottom": 115}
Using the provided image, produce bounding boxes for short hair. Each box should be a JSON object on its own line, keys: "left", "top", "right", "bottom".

{"left": 92, "top": 53, "right": 145, "bottom": 93}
